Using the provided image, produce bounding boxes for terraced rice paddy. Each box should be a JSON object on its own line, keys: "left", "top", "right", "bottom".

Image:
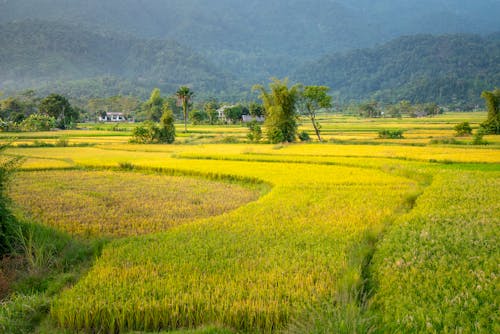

{"left": 2, "top": 112, "right": 499, "bottom": 333}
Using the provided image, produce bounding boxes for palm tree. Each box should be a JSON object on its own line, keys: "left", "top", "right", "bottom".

{"left": 176, "top": 86, "right": 194, "bottom": 133}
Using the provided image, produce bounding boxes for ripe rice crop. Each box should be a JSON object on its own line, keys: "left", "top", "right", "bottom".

{"left": 10, "top": 170, "right": 261, "bottom": 237}
{"left": 49, "top": 155, "right": 416, "bottom": 332}
{"left": 4, "top": 136, "right": 499, "bottom": 333}
{"left": 368, "top": 171, "right": 500, "bottom": 332}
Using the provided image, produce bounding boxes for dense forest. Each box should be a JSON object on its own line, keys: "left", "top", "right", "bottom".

{"left": 0, "top": 21, "right": 235, "bottom": 99}
{"left": 294, "top": 33, "right": 500, "bottom": 108}
{"left": 1, "top": 0, "right": 499, "bottom": 82}
{"left": 1, "top": 0, "right": 500, "bottom": 106}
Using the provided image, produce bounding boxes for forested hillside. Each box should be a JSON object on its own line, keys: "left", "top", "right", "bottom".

{"left": 1, "top": 0, "right": 499, "bottom": 82}
{"left": 294, "top": 34, "right": 500, "bottom": 107}
{"left": 0, "top": 21, "right": 235, "bottom": 99}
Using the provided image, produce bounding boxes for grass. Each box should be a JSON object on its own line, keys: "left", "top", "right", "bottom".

{"left": 1, "top": 111, "right": 498, "bottom": 333}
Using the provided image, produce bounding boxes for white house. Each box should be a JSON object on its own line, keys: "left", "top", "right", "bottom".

{"left": 98, "top": 112, "right": 131, "bottom": 122}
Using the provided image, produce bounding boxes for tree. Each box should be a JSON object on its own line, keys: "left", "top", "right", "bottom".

{"left": 253, "top": 78, "right": 300, "bottom": 143}
{"left": 176, "top": 86, "right": 194, "bottom": 133}
{"left": 189, "top": 109, "right": 208, "bottom": 125}
{"left": 130, "top": 121, "right": 159, "bottom": 144}
{"left": 454, "top": 122, "right": 472, "bottom": 136}
{"left": 359, "top": 101, "right": 380, "bottom": 118}
{"left": 143, "top": 88, "right": 164, "bottom": 122}
{"left": 39, "top": 94, "right": 78, "bottom": 129}
{"left": 158, "top": 106, "right": 176, "bottom": 144}
{"left": 246, "top": 120, "right": 262, "bottom": 142}
{"left": 223, "top": 105, "right": 243, "bottom": 124}
{"left": 480, "top": 88, "right": 500, "bottom": 134}
{"left": 249, "top": 102, "right": 265, "bottom": 118}
{"left": 298, "top": 85, "right": 332, "bottom": 141}
{"left": 204, "top": 100, "right": 219, "bottom": 125}
{"left": 20, "top": 114, "right": 56, "bottom": 131}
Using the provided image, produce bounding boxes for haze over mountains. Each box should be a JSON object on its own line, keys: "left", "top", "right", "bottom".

{"left": 1, "top": 0, "right": 499, "bottom": 104}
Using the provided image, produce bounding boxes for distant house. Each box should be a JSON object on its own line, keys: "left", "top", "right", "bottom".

{"left": 98, "top": 112, "right": 133, "bottom": 122}
{"left": 216, "top": 105, "right": 235, "bottom": 122}
{"left": 216, "top": 105, "right": 265, "bottom": 123}
{"left": 242, "top": 115, "right": 265, "bottom": 123}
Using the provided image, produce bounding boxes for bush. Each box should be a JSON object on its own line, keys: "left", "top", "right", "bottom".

{"left": 159, "top": 110, "right": 176, "bottom": 144}
{"left": 130, "top": 121, "right": 159, "bottom": 144}
{"left": 454, "top": 122, "right": 472, "bottom": 136}
{"left": 298, "top": 131, "right": 311, "bottom": 142}
{"left": 472, "top": 128, "right": 488, "bottom": 145}
{"left": 267, "top": 128, "right": 285, "bottom": 144}
{"left": 246, "top": 121, "right": 262, "bottom": 142}
{"left": 0, "top": 120, "right": 19, "bottom": 132}
{"left": 189, "top": 109, "right": 208, "bottom": 125}
{"left": 20, "top": 114, "right": 56, "bottom": 132}
{"left": 378, "top": 129, "right": 404, "bottom": 139}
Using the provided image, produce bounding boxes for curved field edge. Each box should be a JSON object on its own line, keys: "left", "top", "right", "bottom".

{"left": 8, "top": 169, "right": 265, "bottom": 238}
{"left": 5, "top": 145, "right": 499, "bottom": 333}
{"left": 49, "top": 157, "right": 418, "bottom": 333}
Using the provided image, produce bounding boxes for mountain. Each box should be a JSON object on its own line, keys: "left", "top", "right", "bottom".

{"left": 1, "top": 0, "right": 499, "bottom": 81}
{"left": 0, "top": 20, "right": 235, "bottom": 99}
{"left": 293, "top": 33, "right": 500, "bottom": 107}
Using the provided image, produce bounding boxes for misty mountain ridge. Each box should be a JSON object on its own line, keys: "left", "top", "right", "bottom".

{"left": 0, "top": 20, "right": 235, "bottom": 99}
{"left": 1, "top": 1, "right": 499, "bottom": 105}
{"left": 294, "top": 33, "right": 500, "bottom": 107}
{"left": 2, "top": 0, "right": 500, "bottom": 82}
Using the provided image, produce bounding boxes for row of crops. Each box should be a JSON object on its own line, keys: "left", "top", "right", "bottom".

{"left": 4, "top": 142, "right": 500, "bottom": 333}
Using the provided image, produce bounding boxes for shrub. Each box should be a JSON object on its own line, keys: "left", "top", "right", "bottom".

{"left": 130, "top": 121, "right": 159, "bottom": 144}
{"left": 267, "top": 128, "right": 285, "bottom": 144}
{"left": 298, "top": 131, "right": 311, "bottom": 142}
{"left": 472, "top": 128, "right": 488, "bottom": 145}
{"left": 159, "top": 110, "right": 176, "bottom": 144}
{"left": 378, "top": 129, "right": 404, "bottom": 139}
{"left": 454, "top": 122, "right": 472, "bottom": 136}
{"left": 20, "top": 114, "right": 56, "bottom": 132}
{"left": 246, "top": 121, "right": 262, "bottom": 142}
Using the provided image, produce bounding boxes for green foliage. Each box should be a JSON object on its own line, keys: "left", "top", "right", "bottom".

{"left": 204, "top": 100, "right": 220, "bottom": 125}
{"left": 454, "top": 122, "right": 472, "bottom": 136}
{"left": 248, "top": 102, "right": 265, "bottom": 117}
{"left": 358, "top": 101, "right": 380, "bottom": 118}
{"left": 130, "top": 121, "right": 159, "bottom": 144}
{"left": 189, "top": 109, "right": 208, "bottom": 125}
{"left": 298, "top": 131, "right": 311, "bottom": 142}
{"left": 253, "top": 78, "right": 300, "bottom": 143}
{"left": 299, "top": 86, "right": 332, "bottom": 141}
{"left": 378, "top": 129, "right": 405, "bottom": 139}
{"left": 246, "top": 120, "right": 262, "bottom": 142}
{"left": 38, "top": 94, "right": 78, "bottom": 129}
{"left": 177, "top": 86, "right": 194, "bottom": 133}
{"left": 223, "top": 105, "right": 243, "bottom": 124}
{"left": 142, "top": 88, "right": 164, "bottom": 122}
{"left": 20, "top": 114, "right": 56, "bottom": 132}
{"left": 295, "top": 34, "right": 500, "bottom": 108}
{"left": 472, "top": 128, "right": 488, "bottom": 145}
{"left": 0, "top": 144, "right": 22, "bottom": 257}
{"left": 159, "top": 109, "right": 176, "bottom": 144}
{"left": 480, "top": 88, "right": 500, "bottom": 134}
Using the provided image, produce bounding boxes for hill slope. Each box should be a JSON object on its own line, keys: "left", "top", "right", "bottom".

{"left": 294, "top": 33, "right": 500, "bottom": 107}
{"left": 0, "top": 21, "right": 234, "bottom": 99}
{"left": 1, "top": 0, "right": 499, "bottom": 81}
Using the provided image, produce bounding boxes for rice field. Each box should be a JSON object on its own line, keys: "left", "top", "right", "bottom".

{"left": 10, "top": 170, "right": 262, "bottom": 237}
{"left": 2, "top": 112, "right": 499, "bottom": 333}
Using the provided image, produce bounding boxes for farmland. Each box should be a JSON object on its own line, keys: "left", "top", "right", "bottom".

{"left": 0, "top": 112, "right": 499, "bottom": 333}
